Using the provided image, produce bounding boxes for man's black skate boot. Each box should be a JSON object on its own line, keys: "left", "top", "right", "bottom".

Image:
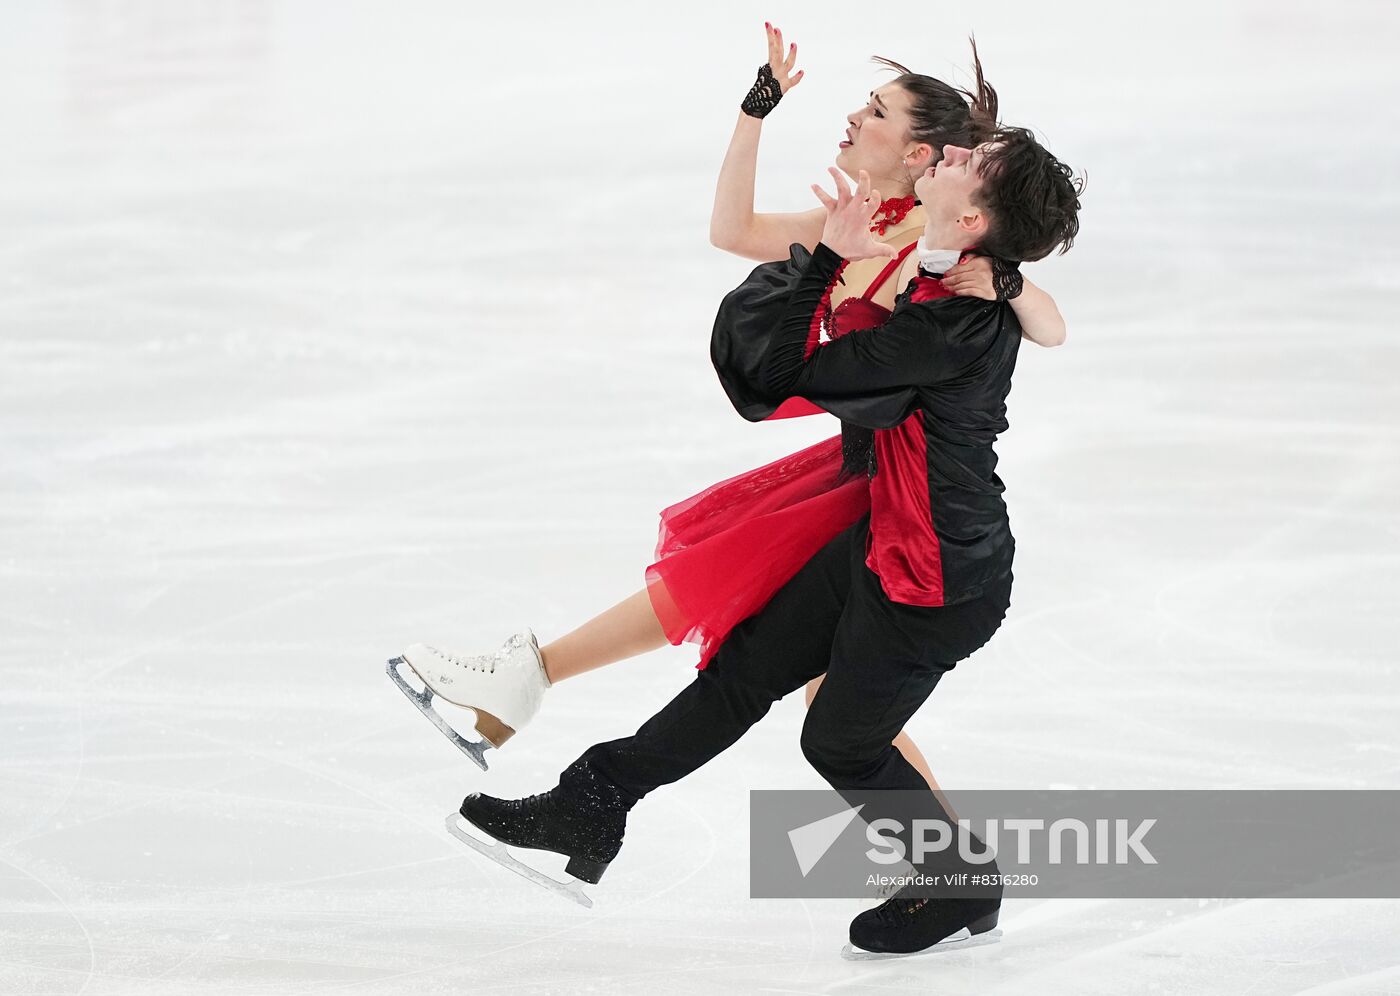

{"left": 845, "top": 834, "right": 1002, "bottom": 963}
{"left": 849, "top": 885, "right": 1000, "bottom": 954}
{"left": 459, "top": 766, "right": 630, "bottom": 884}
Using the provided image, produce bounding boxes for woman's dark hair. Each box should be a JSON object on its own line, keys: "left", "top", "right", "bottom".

{"left": 870, "top": 37, "right": 1000, "bottom": 165}
{"left": 973, "top": 126, "right": 1085, "bottom": 262}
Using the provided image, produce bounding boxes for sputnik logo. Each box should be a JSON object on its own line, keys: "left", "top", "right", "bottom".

{"left": 788, "top": 804, "right": 865, "bottom": 877}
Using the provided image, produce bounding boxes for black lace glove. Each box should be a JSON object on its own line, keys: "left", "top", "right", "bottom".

{"left": 741, "top": 64, "right": 784, "bottom": 119}
{"left": 991, "top": 256, "right": 1024, "bottom": 301}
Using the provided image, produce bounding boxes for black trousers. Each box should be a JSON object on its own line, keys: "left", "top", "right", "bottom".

{"left": 561, "top": 511, "right": 1012, "bottom": 863}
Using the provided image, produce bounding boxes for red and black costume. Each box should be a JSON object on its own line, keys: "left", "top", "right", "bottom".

{"left": 647, "top": 236, "right": 1018, "bottom": 670}
{"left": 718, "top": 240, "right": 1020, "bottom": 607}
{"left": 645, "top": 240, "right": 920, "bottom": 670}
{"left": 559, "top": 240, "right": 1022, "bottom": 874}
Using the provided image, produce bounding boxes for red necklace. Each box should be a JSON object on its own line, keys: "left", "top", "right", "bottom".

{"left": 869, "top": 194, "right": 918, "bottom": 235}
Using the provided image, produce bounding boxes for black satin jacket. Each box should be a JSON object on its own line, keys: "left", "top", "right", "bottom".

{"left": 710, "top": 241, "right": 1022, "bottom": 605}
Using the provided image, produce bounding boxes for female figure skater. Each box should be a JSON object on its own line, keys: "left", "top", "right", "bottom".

{"left": 388, "top": 27, "right": 1067, "bottom": 782}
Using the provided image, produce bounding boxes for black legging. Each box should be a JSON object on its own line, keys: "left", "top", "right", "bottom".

{"left": 560, "top": 511, "right": 1012, "bottom": 868}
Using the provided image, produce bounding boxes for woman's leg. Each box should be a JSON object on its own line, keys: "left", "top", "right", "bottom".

{"left": 539, "top": 588, "right": 668, "bottom": 683}
{"left": 803, "top": 675, "right": 941, "bottom": 792}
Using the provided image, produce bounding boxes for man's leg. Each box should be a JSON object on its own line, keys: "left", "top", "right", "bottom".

{"left": 801, "top": 569, "right": 1013, "bottom": 798}
{"left": 560, "top": 514, "right": 870, "bottom": 809}
{"left": 801, "top": 540, "right": 1014, "bottom": 879}
{"left": 798, "top": 546, "right": 1013, "bottom": 951}
{"left": 800, "top": 551, "right": 1019, "bottom": 952}
{"left": 457, "top": 514, "right": 872, "bottom": 884}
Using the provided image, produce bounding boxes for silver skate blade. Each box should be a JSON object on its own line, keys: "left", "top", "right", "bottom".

{"left": 841, "top": 926, "right": 1003, "bottom": 961}
{"left": 386, "top": 657, "right": 492, "bottom": 771}
{"left": 444, "top": 813, "right": 594, "bottom": 909}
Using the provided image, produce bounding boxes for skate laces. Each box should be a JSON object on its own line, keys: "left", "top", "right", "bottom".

{"left": 517, "top": 782, "right": 625, "bottom": 828}
{"left": 436, "top": 647, "right": 495, "bottom": 673}
{"left": 877, "top": 886, "right": 932, "bottom": 922}
{"left": 437, "top": 633, "right": 529, "bottom": 674}
{"left": 512, "top": 789, "right": 587, "bottom": 829}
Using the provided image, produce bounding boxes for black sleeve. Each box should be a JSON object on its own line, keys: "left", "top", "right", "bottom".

{"left": 710, "top": 242, "right": 995, "bottom": 430}
{"left": 757, "top": 242, "right": 964, "bottom": 403}
{"left": 710, "top": 243, "right": 818, "bottom": 423}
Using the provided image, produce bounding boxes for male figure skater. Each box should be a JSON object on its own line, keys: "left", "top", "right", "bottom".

{"left": 454, "top": 128, "right": 1083, "bottom": 956}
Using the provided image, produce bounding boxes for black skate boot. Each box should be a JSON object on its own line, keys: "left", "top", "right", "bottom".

{"left": 458, "top": 786, "right": 625, "bottom": 884}
{"left": 846, "top": 885, "right": 1002, "bottom": 957}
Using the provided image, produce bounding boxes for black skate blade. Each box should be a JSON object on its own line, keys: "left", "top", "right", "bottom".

{"left": 386, "top": 657, "right": 492, "bottom": 771}
{"left": 444, "top": 813, "right": 594, "bottom": 908}
{"left": 841, "top": 925, "right": 1003, "bottom": 961}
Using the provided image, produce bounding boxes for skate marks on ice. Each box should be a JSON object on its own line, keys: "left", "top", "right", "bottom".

{"left": 443, "top": 813, "right": 594, "bottom": 909}
{"left": 841, "top": 924, "right": 1004, "bottom": 961}
{"left": 386, "top": 657, "right": 492, "bottom": 771}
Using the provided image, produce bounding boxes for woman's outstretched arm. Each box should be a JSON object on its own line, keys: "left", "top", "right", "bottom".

{"left": 710, "top": 25, "right": 827, "bottom": 262}
{"left": 1009, "top": 278, "right": 1067, "bottom": 347}
{"left": 710, "top": 112, "right": 827, "bottom": 261}
{"left": 941, "top": 257, "right": 1067, "bottom": 347}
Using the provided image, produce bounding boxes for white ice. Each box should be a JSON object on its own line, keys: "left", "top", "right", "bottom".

{"left": 2, "top": 1, "right": 1398, "bottom": 993}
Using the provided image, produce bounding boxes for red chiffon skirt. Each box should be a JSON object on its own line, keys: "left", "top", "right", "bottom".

{"left": 645, "top": 434, "right": 871, "bottom": 670}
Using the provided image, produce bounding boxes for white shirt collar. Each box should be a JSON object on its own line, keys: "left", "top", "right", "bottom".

{"left": 915, "top": 237, "right": 962, "bottom": 277}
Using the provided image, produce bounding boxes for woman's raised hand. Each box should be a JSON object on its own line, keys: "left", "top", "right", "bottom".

{"left": 940, "top": 256, "right": 997, "bottom": 300}
{"left": 763, "top": 22, "right": 804, "bottom": 94}
{"left": 942, "top": 255, "right": 1025, "bottom": 302}
{"left": 810, "top": 168, "right": 900, "bottom": 262}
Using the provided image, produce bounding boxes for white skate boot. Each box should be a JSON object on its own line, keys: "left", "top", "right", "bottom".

{"left": 387, "top": 629, "right": 551, "bottom": 771}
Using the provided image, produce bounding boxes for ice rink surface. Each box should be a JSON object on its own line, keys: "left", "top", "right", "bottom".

{"left": 2, "top": 1, "right": 1398, "bottom": 992}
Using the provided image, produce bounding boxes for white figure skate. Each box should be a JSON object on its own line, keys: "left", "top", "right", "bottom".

{"left": 387, "top": 629, "right": 551, "bottom": 771}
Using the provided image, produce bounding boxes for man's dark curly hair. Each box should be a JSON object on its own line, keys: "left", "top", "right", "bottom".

{"left": 973, "top": 127, "right": 1085, "bottom": 262}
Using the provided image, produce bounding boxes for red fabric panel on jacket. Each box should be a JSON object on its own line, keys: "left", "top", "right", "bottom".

{"left": 907, "top": 274, "right": 955, "bottom": 304}
{"left": 865, "top": 410, "right": 945, "bottom": 605}
{"left": 862, "top": 274, "right": 955, "bottom": 604}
